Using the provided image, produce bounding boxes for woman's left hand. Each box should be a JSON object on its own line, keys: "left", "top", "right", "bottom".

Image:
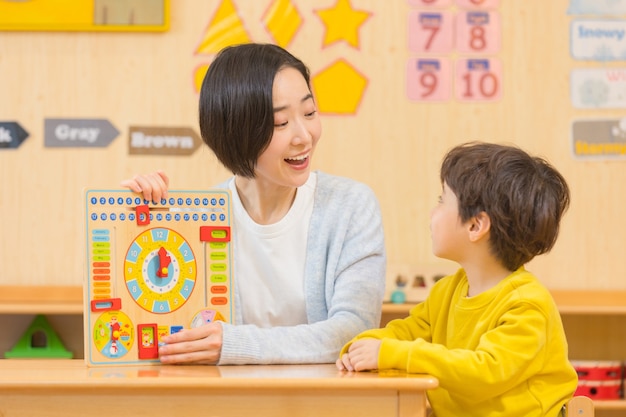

{"left": 158, "top": 321, "right": 223, "bottom": 364}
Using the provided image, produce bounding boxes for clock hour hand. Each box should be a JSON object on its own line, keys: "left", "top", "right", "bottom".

{"left": 156, "top": 246, "right": 172, "bottom": 278}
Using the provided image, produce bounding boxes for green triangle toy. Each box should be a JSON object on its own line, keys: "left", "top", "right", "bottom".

{"left": 5, "top": 314, "right": 73, "bottom": 358}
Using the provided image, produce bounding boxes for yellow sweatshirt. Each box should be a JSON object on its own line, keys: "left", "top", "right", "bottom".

{"left": 341, "top": 267, "right": 578, "bottom": 417}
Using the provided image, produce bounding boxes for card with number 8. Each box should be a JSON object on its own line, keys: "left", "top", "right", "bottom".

{"left": 456, "top": 10, "right": 500, "bottom": 54}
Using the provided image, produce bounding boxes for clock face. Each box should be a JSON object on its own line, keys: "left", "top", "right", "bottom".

{"left": 124, "top": 227, "right": 197, "bottom": 314}
{"left": 93, "top": 310, "right": 134, "bottom": 359}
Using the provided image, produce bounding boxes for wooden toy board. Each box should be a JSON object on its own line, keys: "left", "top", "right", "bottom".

{"left": 84, "top": 189, "right": 233, "bottom": 366}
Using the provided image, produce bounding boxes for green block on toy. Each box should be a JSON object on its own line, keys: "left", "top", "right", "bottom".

{"left": 5, "top": 314, "right": 73, "bottom": 359}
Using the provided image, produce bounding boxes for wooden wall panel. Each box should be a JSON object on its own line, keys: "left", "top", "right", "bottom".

{"left": 0, "top": 0, "right": 623, "bottom": 290}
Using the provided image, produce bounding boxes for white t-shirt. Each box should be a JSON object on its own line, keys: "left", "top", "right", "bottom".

{"left": 228, "top": 173, "right": 316, "bottom": 327}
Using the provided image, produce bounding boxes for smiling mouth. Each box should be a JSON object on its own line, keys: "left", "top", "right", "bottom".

{"left": 285, "top": 154, "right": 309, "bottom": 166}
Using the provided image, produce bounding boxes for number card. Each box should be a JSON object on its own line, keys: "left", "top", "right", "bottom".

{"left": 455, "top": 58, "right": 502, "bottom": 101}
{"left": 408, "top": 10, "right": 454, "bottom": 53}
{"left": 571, "top": 68, "right": 626, "bottom": 108}
{"left": 84, "top": 189, "right": 234, "bottom": 366}
{"left": 571, "top": 20, "right": 626, "bottom": 61}
{"left": 408, "top": 0, "right": 453, "bottom": 7}
{"left": 571, "top": 118, "right": 626, "bottom": 160}
{"left": 568, "top": 1, "right": 626, "bottom": 15}
{"left": 407, "top": 58, "right": 451, "bottom": 101}
{"left": 456, "top": 0, "right": 500, "bottom": 9}
{"left": 456, "top": 10, "right": 500, "bottom": 54}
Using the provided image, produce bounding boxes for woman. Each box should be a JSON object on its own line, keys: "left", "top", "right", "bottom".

{"left": 122, "top": 43, "right": 386, "bottom": 365}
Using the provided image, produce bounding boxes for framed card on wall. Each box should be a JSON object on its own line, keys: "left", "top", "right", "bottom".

{"left": 0, "top": 0, "right": 169, "bottom": 32}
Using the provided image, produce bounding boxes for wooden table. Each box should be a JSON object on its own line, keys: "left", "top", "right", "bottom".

{"left": 0, "top": 359, "right": 437, "bottom": 417}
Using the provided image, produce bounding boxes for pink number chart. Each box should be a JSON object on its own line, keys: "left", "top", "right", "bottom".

{"left": 406, "top": 0, "right": 502, "bottom": 102}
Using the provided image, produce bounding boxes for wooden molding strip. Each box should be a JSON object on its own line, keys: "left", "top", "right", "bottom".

{"left": 0, "top": 286, "right": 82, "bottom": 303}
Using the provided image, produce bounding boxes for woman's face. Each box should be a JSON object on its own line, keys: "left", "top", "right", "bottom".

{"left": 254, "top": 67, "right": 321, "bottom": 188}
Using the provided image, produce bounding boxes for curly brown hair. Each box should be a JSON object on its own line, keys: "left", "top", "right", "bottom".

{"left": 440, "top": 142, "right": 570, "bottom": 271}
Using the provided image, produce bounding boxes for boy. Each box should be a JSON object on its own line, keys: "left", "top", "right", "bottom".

{"left": 337, "top": 142, "right": 578, "bottom": 417}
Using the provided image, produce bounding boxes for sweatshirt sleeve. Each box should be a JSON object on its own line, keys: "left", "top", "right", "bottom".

{"left": 218, "top": 175, "right": 387, "bottom": 365}
{"left": 340, "top": 297, "right": 433, "bottom": 356}
{"left": 378, "top": 302, "right": 551, "bottom": 403}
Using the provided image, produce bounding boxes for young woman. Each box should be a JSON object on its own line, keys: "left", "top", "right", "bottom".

{"left": 122, "top": 43, "right": 386, "bottom": 365}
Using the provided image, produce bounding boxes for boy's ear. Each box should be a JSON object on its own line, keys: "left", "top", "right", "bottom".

{"left": 468, "top": 211, "right": 491, "bottom": 242}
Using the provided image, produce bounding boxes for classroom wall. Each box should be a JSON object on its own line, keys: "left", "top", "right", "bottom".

{"left": 1, "top": 0, "right": 624, "bottom": 290}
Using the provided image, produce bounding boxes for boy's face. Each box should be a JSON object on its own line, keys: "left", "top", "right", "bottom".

{"left": 430, "top": 183, "right": 467, "bottom": 262}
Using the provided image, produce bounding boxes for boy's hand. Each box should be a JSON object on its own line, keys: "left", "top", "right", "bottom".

{"left": 336, "top": 339, "right": 381, "bottom": 372}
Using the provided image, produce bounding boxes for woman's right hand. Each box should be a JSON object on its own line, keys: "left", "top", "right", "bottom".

{"left": 120, "top": 170, "right": 170, "bottom": 202}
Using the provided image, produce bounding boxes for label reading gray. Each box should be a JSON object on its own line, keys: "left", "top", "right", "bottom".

{"left": 44, "top": 118, "right": 119, "bottom": 148}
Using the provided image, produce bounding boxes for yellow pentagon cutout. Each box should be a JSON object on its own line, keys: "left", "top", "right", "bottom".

{"left": 312, "top": 60, "right": 368, "bottom": 115}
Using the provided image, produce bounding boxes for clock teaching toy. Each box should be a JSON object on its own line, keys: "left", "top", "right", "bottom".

{"left": 84, "top": 189, "right": 234, "bottom": 366}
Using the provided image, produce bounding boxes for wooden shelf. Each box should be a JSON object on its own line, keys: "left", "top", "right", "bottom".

{"left": 550, "top": 290, "right": 626, "bottom": 314}
{"left": 0, "top": 286, "right": 83, "bottom": 314}
{"left": 593, "top": 400, "right": 626, "bottom": 410}
{"left": 1, "top": 285, "right": 625, "bottom": 315}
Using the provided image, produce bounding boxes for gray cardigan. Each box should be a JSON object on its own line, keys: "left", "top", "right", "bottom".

{"left": 218, "top": 171, "right": 386, "bottom": 364}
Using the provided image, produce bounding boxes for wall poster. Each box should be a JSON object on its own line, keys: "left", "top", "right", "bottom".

{"left": 0, "top": 0, "right": 169, "bottom": 32}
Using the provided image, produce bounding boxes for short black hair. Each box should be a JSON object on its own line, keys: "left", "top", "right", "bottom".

{"left": 198, "top": 43, "right": 311, "bottom": 177}
{"left": 440, "top": 141, "right": 570, "bottom": 271}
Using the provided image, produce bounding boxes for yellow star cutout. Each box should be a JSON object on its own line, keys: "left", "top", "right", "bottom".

{"left": 315, "top": 0, "right": 371, "bottom": 49}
